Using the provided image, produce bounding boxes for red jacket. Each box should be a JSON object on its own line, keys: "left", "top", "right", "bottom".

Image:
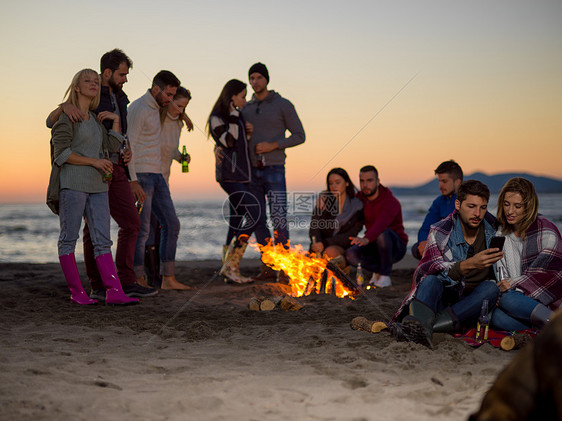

{"left": 358, "top": 185, "right": 408, "bottom": 245}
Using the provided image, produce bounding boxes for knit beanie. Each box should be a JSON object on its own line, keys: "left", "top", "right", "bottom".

{"left": 248, "top": 62, "right": 269, "bottom": 83}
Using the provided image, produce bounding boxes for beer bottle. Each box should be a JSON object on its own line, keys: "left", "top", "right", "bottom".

{"left": 119, "top": 136, "right": 129, "bottom": 166}
{"left": 181, "top": 145, "right": 189, "bottom": 173}
{"left": 475, "top": 299, "right": 490, "bottom": 344}
{"left": 102, "top": 149, "right": 112, "bottom": 182}
{"left": 356, "top": 263, "right": 364, "bottom": 288}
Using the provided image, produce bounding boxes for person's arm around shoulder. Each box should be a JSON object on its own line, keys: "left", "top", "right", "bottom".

{"left": 47, "top": 102, "right": 85, "bottom": 128}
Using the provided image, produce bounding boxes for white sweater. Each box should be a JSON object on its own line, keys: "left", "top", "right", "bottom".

{"left": 160, "top": 113, "right": 183, "bottom": 185}
{"left": 126, "top": 90, "right": 163, "bottom": 181}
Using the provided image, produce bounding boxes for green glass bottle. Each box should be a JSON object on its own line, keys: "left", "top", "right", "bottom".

{"left": 181, "top": 145, "right": 189, "bottom": 173}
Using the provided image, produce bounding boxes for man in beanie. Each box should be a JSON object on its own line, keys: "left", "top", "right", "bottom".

{"left": 242, "top": 62, "right": 306, "bottom": 281}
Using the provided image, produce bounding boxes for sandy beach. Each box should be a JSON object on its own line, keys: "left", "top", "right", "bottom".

{"left": 0, "top": 256, "right": 514, "bottom": 421}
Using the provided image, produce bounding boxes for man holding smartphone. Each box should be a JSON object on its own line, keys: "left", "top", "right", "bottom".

{"left": 391, "top": 180, "right": 504, "bottom": 348}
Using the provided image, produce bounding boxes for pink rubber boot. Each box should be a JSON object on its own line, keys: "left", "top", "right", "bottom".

{"left": 59, "top": 253, "right": 98, "bottom": 305}
{"left": 95, "top": 253, "right": 139, "bottom": 305}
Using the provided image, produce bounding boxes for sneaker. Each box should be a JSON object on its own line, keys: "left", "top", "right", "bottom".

{"left": 374, "top": 275, "right": 392, "bottom": 288}
{"left": 123, "top": 283, "right": 159, "bottom": 297}
{"left": 89, "top": 288, "right": 106, "bottom": 301}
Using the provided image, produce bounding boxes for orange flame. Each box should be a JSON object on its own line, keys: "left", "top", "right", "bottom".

{"left": 253, "top": 241, "right": 356, "bottom": 299}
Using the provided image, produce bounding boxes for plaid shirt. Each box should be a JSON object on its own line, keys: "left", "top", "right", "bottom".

{"left": 392, "top": 210, "right": 497, "bottom": 322}
{"left": 509, "top": 215, "right": 562, "bottom": 310}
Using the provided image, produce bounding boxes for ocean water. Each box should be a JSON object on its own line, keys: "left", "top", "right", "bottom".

{"left": 1, "top": 194, "right": 561, "bottom": 264}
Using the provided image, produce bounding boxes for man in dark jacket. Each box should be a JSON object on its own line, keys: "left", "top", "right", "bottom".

{"left": 46, "top": 49, "right": 157, "bottom": 299}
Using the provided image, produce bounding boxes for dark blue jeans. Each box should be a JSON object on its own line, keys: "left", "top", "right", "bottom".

{"left": 134, "top": 173, "right": 180, "bottom": 277}
{"left": 491, "top": 291, "right": 540, "bottom": 331}
{"left": 415, "top": 275, "right": 500, "bottom": 323}
{"left": 248, "top": 165, "right": 288, "bottom": 247}
{"left": 219, "top": 181, "right": 261, "bottom": 245}
{"left": 345, "top": 229, "right": 406, "bottom": 276}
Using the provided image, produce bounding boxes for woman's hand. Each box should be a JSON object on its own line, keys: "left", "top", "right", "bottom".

{"left": 311, "top": 242, "right": 324, "bottom": 254}
{"left": 93, "top": 158, "right": 113, "bottom": 175}
{"left": 245, "top": 122, "right": 254, "bottom": 139}
{"left": 497, "top": 279, "right": 512, "bottom": 292}
{"left": 97, "top": 111, "right": 120, "bottom": 133}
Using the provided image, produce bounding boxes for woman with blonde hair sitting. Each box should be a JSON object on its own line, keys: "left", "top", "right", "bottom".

{"left": 491, "top": 177, "right": 562, "bottom": 330}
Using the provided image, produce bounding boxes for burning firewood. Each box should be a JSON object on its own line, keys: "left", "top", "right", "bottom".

{"left": 248, "top": 295, "right": 303, "bottom": 312}
{"left": 500, "top": 333, "right": 533, "bottom": 351}
{"left": 350, "top": 316, "right": 388, "bottom": 334}
{"left": 253, "top": 241, "right": 360, "bottom": 299}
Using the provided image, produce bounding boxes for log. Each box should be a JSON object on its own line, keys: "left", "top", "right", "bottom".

{"left": 500, "top": 333, "right": 532, "bottom": 351}
{"left": 350, "top": 316, "right": 388, "bottom": 334}
{"left": 248, "top": 296, "right": 284, "bottom": 311}
{"left": 259, "top": 298, "right": 276, "bottom": 311}
{"left": 326, "top": 261, "right": 360, "bottom": 296}
{"left": 248, "top": 297, "right": 260, "bottom": 311}
{"left": 279, "top": 295, "right": 303, "bottom": 311}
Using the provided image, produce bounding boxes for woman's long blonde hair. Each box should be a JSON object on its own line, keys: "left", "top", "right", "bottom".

{"left": 497, "top": 177, "right": 539, "bottom": 238}
{"left": 63, "top": 68, "right": 101, "bottom": 111}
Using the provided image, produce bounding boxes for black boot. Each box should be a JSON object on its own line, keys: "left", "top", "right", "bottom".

{"left": 433, "top": 307, "right": 459, "bottom": 333}
{"left": 401, "top": 300, "right": 436, "bottom": 349}
{"left": 530, "top": 303, "right": 553, "bottom": 330}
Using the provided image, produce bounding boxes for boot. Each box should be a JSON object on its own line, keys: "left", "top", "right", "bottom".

{"left": 95, "top": 253, "right": 139, "bottom": 305}
{"left": 221, "top": 241, "right": 252, "bottom": 284}
{"left": 144, "top": 245, "right": 161, "bottom": 288}
{"left": 432, "top": 307, "right": 459, "bottom": 333}
{"left": 59, "top": 253, "right": 98, "bottom": 305}
{"left": 530, "top": 303, "right": 553, "bottom": 330}
{"left": 401, "top": 299, "right": 436, "bottom": 349}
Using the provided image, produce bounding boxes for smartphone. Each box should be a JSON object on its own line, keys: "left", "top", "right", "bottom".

{"left": 489, "top": 236, "right": 505, "bottom": 251}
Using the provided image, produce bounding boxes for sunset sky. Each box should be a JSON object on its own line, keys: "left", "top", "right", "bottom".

{"left": 1, "top": 0, "right": 561, "bottom": 203}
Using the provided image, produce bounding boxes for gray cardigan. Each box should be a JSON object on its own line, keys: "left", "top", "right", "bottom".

{"left": 46, "top": 113, "right": 122, "bottom": 214}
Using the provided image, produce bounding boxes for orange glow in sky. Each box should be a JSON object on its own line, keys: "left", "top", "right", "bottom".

{"left": 1, "top": 1, "right": 561, "bottom": 203}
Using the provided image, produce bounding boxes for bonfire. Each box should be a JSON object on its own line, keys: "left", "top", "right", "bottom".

{"left": 254, "top": 241, "right": 359, "bottom": 299}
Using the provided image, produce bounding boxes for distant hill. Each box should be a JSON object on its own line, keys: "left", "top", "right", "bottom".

{"left": 390, "top": 172, "right": 562, "bottom": 195}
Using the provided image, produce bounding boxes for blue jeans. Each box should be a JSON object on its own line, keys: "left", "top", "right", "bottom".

{"left": 491, "top": 291, "right": 539, "bottom": 331}
{"left": 134, "top": 173, "right": 180, "bottom": 277}
{"left": 345, "top": 229, "right": 406, "bottom": 276}
{"left": 249, "top": 165, "right": 287, "bottom": 247}
{"left": 219, "top": 181, "right": 261, "bottom": 245}
{"left": 415, "top": 275, "right": 500, "bottom": 323}
{"left": 58, "top": 189, "right": 111, "bottom": 257}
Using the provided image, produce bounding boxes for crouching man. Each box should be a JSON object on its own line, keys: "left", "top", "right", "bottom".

{"left": 391, "top": 180, "right": 504, "bottom": 348}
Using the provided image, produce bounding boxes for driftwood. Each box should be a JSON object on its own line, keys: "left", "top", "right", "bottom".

{"left": 350, "top": 316, "right": 388, "bottom": 334}
{"left": 248, "top": 295, "right": 303, "bottom": 312}
{"left": 500, "top": 333, "right": 533, "bottom": 351}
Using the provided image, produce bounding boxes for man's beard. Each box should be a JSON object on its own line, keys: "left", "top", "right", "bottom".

{"left": 109, "top": 78, "right": 122, "bottom": 93}
{"left": 363, "top": 184, "right": 379, "bottom": 198}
